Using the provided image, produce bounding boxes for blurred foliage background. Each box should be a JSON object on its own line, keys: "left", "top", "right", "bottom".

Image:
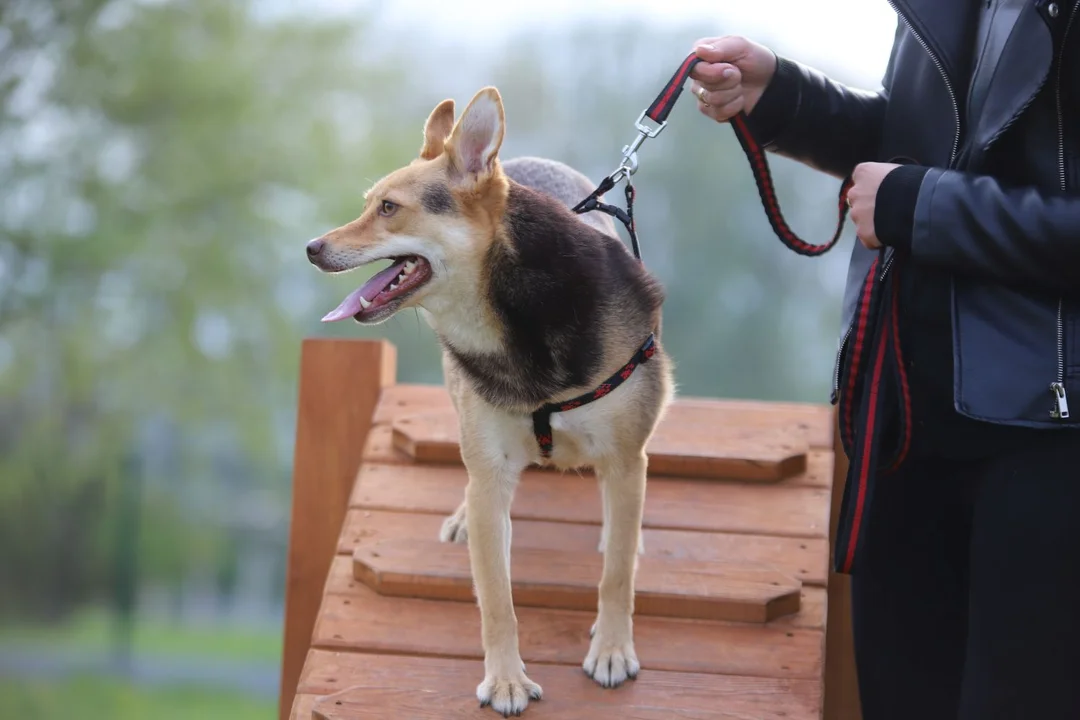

{"left": 0, "top": 0, "right": 881, "bottom": 717}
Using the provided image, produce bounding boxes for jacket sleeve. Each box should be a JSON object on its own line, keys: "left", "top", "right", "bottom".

{"left": 744, "top": 23, "right": 902, "bottom": 179}
{"left": 897, "top": 168, "right": 1080, "bottom": 293}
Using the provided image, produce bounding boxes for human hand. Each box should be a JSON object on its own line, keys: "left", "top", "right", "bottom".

{"left": 688, "top": 36, "right": 778, "bottom": 123}
{"left": 848, "top": 162, "right": 901, "bottom": 249}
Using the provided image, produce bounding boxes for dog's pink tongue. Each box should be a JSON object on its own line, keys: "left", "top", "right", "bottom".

{"left": 321, "top": 260, "right": 406, "bottom": 322}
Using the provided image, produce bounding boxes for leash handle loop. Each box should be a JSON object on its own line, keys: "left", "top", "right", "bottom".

{"left": 642, "top": 51, "right": 852, "bottom": 257}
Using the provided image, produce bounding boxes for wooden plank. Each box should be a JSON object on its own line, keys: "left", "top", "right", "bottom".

{"left": 369, "top": 424, "right": 832, "bottom": 489}
{"left": 372, "top": 383, "right": 449, "bottom": 425}
{"left": 290, "top": 694, "right": 319, "bottom": 720}
{"left": 314, "top": 690, "right": 724, "bottom": 720}
{"left": 299, "top": 651, "right": 823, "bottom": 720}
{"left": 313, "top": 568, "right": 823, "bottom": 679}
{"left": 666, "top": 398, "right": 834, "bottom": 450}
{"left": 323, "top": 555, "right": 827, "bottom": 631}
{"left": 773, "top": 586, "right": 826, "bottom": 631}
{"left": 336, "top": 509, "right": 829, "bottom": 587}
{"left": 350, "top": 463, "right": 831, "bottom": 539}
{"left": 352, "top": 538, "right": 801, "bottom": 623}
{"left": 361, "top": 424, "right": 415, "bottom": 466}
{"left": 278, "top": 339, "right": 396, "bottom": 720}
{"left": 824, "top": 408, "right": 861, "bottom": 720}
{"left": 391, "top": 408, "right": 810, "bottom": 482}
{"left": 374, "top": 384, "right": 836, "bottom": 449}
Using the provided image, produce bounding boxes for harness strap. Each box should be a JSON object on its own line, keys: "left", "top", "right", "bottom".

{"left": 532, "top": 333, "right": 657, "bottom": 458}
{"left": 573, "top": 177, "right": 641, "bottom": 261}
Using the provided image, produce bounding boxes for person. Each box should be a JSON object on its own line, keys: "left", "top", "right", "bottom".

{"left": 688, "top": 3, "right": 1080, "bottom": 719}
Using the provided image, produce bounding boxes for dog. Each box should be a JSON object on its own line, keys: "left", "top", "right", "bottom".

{"left": 306, "top": 86, "right": 674, "bottom": 716}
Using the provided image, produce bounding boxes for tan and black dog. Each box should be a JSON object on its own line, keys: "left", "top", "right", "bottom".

{"left": 306, "top": 87, "right": 674, "bottom": 716}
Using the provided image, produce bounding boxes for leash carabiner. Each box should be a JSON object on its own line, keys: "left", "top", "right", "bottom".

{"left": 607, "top": 111, "right": 667, "bottom": 186}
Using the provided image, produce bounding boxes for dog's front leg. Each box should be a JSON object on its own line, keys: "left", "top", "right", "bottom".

{"left": 584, "top": 451, "right": 647, "bottom": 688}
{"left": 596, "top": 475, "right": 645, "bottom": 556}
{"left": 464, "top": 459, "right": 541, "bottom": 715}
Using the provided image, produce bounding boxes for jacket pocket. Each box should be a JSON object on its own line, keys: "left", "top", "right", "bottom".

{"left": 953, "top": 278, "right": 1065, "bottom": 426}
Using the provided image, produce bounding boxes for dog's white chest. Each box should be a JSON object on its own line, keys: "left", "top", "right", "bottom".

{"left": 483, "top": 401, "right": 619, "bottom": 472}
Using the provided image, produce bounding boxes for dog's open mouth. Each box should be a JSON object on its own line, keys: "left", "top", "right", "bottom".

{"left": 321, "top": 255, "right": 433, "bottom": 323}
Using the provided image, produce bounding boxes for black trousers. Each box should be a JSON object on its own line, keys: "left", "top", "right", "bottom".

{"left": 851, "top": 430, "right": 1080, "bottom": 720}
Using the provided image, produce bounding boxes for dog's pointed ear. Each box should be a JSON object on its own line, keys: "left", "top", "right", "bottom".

{"left": 420, "top": 99, "right": 456, "bottom": 160}
{"left": 445, "top": 87, "right": 505, "bottom": 179}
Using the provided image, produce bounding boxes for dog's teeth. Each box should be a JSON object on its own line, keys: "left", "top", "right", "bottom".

{"left": 389, "top": 282, "right": 399, "bottom": 291}
{"left": 404, "top": 260, "right": 417, "bottom": 274}
{"left": 358, "top": 296, "right": 371, "bottom": 310}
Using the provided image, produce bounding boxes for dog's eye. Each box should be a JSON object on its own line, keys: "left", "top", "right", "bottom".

{"left": 378, "top": 200, "right": 398, "bottom": 217}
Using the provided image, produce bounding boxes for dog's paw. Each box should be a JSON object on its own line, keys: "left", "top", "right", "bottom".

{"left": 583, "top": 631, "right": 639, "bottom": 688}
{"left": 439, "top": 504, "right": 468, "bottom": 544}
{"left": 476, "top": 672, "right": 543, "bottom": 716}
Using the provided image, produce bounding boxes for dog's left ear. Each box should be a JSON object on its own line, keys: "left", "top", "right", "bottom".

{"left": 420, "top": 99, "right": 455, "bottom": 160}
{"left": 445, "top": 87, "right": 505, "bottom": 179}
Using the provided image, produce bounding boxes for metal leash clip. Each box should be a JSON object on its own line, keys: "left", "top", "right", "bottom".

{"left": 606, "top": 111, "right": 668, "bottom": 185}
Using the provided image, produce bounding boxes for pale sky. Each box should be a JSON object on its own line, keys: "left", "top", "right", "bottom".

{"left": 297, "top": 0, "right": 900, "bottom": 88}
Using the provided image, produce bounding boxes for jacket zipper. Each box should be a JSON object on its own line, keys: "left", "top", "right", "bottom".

{"left": 832, "top": 2, "right": 960, "bottom": 404}
{"left": 1050, "top": 1, "right": 1077, "bottom": 420}
{"left": 831, "top": 322, "right": 854, "bottom": 404}
{"left": 886, "top": 0, "right": 962, "bottom": 166}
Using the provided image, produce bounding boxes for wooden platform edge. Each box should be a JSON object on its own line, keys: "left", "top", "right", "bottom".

{"left": 278, "top": 338, "right": 397, "bottom": 720}
{"left": 351, "top": 538, "right": 803, "bottom": 624}
{"left": 823, "top": 407, "right": 861, "bottom": 720}
{"left": 390, "top": 409, "right": 813, "bottom": 483}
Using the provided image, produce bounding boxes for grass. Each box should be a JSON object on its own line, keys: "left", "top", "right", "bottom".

{"left": 0, "top": 607, "right": 282, "bottom": 664}
{"left": 0, "top": 675, "right": 274, "bottom": 720}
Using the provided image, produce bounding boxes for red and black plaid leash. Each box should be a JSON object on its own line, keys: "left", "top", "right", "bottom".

{"left": 572, "top": 51, "right": 911, "bottom": 575}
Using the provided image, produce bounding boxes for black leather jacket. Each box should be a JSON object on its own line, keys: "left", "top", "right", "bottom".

{"left": 749, "top": 0, "right": 1080, "bottom": 437}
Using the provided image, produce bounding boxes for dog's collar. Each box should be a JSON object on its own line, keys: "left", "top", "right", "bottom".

{"left": 531, "top": 333, "right": 657, "bottom": 459}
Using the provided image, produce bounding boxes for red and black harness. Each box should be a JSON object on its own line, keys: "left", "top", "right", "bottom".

{"left": 531, "top": 334, "right": 657, "bottom": 459}
{"left": 554, "top": 53, "right": 911, "bottom": 575}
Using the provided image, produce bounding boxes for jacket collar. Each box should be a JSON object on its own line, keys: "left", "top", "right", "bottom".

{"left": 892, "top": 0, "right": 1056, "bottom": 155}
{"left": 889, "top": 0, "right": 979, "bottom": 86}
{"left": 970, "top": 0, "right": 1055, "bottom": 152}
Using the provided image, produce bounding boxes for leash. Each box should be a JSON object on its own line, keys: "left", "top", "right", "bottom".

{"left": 572, "top": 52, "right": 854, "bottom": 261}
{"left": 571, "top": 51, "right": 912, "bottom": 576}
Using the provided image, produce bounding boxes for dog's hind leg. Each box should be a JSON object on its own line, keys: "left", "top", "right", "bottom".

{"left": 463, "top": 455, "right": 542, "bottom": 715}
{"left": 439, "top": 498, "right": 468, "bottom": 544}
{"left": 584, "top": 451, "right": 647, "bottom": 688}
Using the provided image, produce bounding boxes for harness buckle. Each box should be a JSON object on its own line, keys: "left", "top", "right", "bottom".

{"left": 608, "top": 150, "right": 638, "bottom": 185}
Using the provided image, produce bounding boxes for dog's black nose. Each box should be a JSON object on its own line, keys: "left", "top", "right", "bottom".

{"left": 306, "top": 238, "right": 325, "bottom": 261}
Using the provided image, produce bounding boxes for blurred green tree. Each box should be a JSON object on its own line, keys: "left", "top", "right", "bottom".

{"left": 0, "top": 0, "right": 416, "bottom": 620}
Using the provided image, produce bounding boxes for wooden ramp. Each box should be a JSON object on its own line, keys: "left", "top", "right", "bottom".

{"left": 280, "top": 339, "right": 857, "bottom": 720}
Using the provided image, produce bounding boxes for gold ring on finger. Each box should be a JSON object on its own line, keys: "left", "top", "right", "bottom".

{"left": 696, "top": 86, "right": 710, "bottom": 106}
